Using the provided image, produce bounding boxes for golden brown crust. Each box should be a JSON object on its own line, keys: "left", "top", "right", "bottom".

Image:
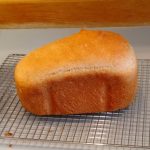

{"left": 15, "top": 30, "right": 137, "bottom": 115}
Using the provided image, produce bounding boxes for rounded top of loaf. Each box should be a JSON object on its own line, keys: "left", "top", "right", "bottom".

{"left": 15, "top": 30, "right": 137, "bottom": 86}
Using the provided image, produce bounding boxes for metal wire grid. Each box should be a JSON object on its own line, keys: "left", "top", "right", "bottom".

{"left": 0, "top": 54, "right": 150, "bottom": 149}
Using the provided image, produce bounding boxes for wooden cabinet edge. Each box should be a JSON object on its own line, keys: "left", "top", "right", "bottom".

{"left": 0, "top": 0, "right": 150, "bottom": 28}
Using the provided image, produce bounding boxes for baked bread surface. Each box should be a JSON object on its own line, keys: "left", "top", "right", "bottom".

{"left": 15, "top": 30, "right": 137, "bottom": 115}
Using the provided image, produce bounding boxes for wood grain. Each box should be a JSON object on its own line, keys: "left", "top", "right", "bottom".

{"left": 0, "top": 0, "right": 150, "bottom": 28}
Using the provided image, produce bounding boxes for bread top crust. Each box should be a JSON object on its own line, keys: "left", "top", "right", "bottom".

{"left": 15, "top": 30, "right": 137, "bottom": 86}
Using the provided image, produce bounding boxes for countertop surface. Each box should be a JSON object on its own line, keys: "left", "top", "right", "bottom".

{"left": 0, "top": 27, "right": 149, "bottom": 150}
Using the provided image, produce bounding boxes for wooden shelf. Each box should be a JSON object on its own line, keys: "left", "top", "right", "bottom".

{"left": 0, "top": 0, "right": 150, "bottom": 28}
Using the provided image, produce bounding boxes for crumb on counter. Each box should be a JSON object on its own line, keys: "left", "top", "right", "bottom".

{"left": 8, "top": 144, "right": 12, "bottom": 147}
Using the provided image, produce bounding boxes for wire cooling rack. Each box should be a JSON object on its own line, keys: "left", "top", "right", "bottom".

{"left": 0, "top": 54, "right": 150, "bottom": 149}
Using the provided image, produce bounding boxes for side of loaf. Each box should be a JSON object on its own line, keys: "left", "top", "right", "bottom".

{"left": 15, "top": 30, "right": 137, "bottom": 115}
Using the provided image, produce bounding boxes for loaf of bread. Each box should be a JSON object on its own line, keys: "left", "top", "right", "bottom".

{"left": 15, "top": 30, "right": 137, "bottom": 115}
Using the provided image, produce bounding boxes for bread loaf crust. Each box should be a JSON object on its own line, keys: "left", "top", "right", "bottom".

{"left": 15, "top": 30, "right": 137, "bottom": 115}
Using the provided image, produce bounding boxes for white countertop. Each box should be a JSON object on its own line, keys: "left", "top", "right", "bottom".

{"left": 0, "top": 27, "right": 150, "bottom": 150}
